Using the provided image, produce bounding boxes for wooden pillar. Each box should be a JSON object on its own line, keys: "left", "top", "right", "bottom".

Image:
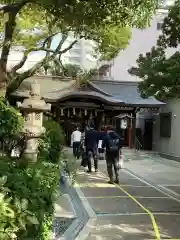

{"left": 131, "top": 112, "right": 136, "bottom": 148}
{"left": 98, "top": 111, "right": 105, "bottom": 129}
{"left": 55, "top": 106, "right": 60, "bottom": 122}
{"left": 128, "top": 118, "right": 132, "bottom": 148}
{"left": 95, "top": 111, "right": 101, "bottom": 130}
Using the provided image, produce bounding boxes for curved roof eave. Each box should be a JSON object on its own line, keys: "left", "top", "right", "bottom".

{"left": 87, "top": 80, "right": 111, "bottom": 96}
{"left": 47, "top": 91, "right": 124, "bottom": 105}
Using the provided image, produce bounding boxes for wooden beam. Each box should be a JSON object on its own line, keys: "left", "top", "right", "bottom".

{"left": 104, "top": 106, "right": 133, "bottom": 111}
{"left": 57, "top": 101, "right": 99, "bottom": 108}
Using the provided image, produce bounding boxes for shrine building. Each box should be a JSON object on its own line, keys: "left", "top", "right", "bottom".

{"left": 11, "top": 75, "right": 164, "bottom": 149}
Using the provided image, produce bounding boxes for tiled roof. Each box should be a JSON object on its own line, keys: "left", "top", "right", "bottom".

{"left": 12, "top": 76, "right": 76, "bottom": 98}
{"left": 44, "top": 90, "right": 124, "bottom": 104}
{"left": 12, "top": 76, "right": 165, "bottom": 107}
{"left": 90, "top": 80, "right": 165, "bottom": 107}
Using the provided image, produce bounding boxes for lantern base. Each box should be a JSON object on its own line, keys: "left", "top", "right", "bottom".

{"left": 21, "top": 152, "right": 38, "bottom": 164}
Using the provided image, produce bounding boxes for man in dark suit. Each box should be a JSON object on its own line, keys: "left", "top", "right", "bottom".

{"left": 84, "top": 124, "right": 99, "bottom": 173}
{"left": 102, "top": 125, "right": 122, "bottom": 184}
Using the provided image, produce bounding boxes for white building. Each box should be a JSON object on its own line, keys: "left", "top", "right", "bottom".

{"left": 110, "top": 0, "right": 175, "bottom": 81}
{"left": 59, "top": 32, "right": 98, "bottom": 70}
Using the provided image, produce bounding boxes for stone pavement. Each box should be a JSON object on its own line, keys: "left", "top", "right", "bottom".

{"left": 123, "top": 148, "right": 180, "bottom": 199}
{"left": 76, "top": 163, "right": 180, "bottom": 240}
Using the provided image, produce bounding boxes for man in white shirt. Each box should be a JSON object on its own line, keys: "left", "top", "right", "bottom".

{"left": 71, "top": 127, "right": 81, "bottom": 159}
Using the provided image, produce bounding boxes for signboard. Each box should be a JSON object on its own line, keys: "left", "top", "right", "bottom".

{"left": 121, "top": 119, "right": 128, "bottom": 129}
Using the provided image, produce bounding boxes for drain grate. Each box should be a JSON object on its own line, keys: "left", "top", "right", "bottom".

{"left": 53, "top": 217, "right": 76, "bottom": 237}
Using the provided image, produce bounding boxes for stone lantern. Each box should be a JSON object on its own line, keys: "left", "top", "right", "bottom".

{"left": 17, "top": 80, "right": 51, "bottom": 163}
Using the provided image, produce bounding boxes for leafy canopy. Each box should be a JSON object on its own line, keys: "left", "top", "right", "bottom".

{"left": 0, "top": 0, "right": 158, "bottom": 96}
{"left": 128, "top": 0, "right": 180, "bottom": 100}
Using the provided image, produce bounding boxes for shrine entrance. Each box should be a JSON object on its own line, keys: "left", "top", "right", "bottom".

{"left": 60, "top": 113, "right": 95, "bottom": 146}
{"left": 51, "top": 93, "right": 135, "bottom": 147}
{"left": 49, "top": 87, "right": 162, "bottom": 149}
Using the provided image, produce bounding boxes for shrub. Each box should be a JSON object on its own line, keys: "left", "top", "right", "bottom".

{"left": 38, "top": 119, "right": 65, "bottom": 164}
{"left": 61, "top": 151, "right": 79, "bottom": 184}
{"left": 0, "top": 98, "right": 24, "bottom": 137}
{"left": 0, "top": 98, "right": 24, "bottom": 156}
{"left": 0, "top": 156, "right": 60, "bottom": 239}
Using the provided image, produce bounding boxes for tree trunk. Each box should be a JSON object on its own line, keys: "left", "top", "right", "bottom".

{"left": 44, "top": 67, "right": 48, "bottom": 75}
{"left": 0, "top": 67, "right": 8, "bottom": 97}
{"left": 44, "top": 37, "right": 52, "bottom": 75}
{"left": 0, "top": 11, "right": 17, "bottom": 98}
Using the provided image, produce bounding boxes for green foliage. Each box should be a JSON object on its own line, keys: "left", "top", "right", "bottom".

{"left": 60, "top": 152, "right": 79, "bottom": 184}
{"left": 0, "top": 0, "right": 158, "bottom": 96}
{"left": 63, "top": 64, "right": 83, "bottom": 78}
{"left": 48, "top": 0, "right": 158, "bottom": 29}
{"left": 39, "top": 119, "right": 65, "bottom": 164}
{"left": 0, "top": 157, "right": 60, "bottom": 239}
{"left": 158, "top": 0, "right": 180, "bottom": 48}
{"left": 128, "top": 0, "right": 180, "bottom": 100}
{"left": 97, "top": 25, "right": 132, "bottom": 61}
{"left": 48, "top": 61, "right": 83, "bottom": 79}
{"left": 0, "top": 98, "right": 24, "bottom": 137}
{"left": 40, "top": 216, "right": 53, "bottom": 240}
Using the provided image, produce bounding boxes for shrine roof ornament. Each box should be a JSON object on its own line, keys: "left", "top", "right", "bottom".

{"left": 114, "top": 114, "right": 134, "bottom": 119}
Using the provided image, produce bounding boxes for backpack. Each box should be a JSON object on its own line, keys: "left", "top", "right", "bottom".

{"left": 107, "top": 132, "right": 120, "bottom": 156}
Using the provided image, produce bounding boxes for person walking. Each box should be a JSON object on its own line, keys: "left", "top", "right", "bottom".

{"left": 98, "top": 126, "right": 106, "bottom": 160}
{"left": 71, "top": 127, "right": 81, "bottom": 159}
{"left": 80, "top": 129, "right": 87, "bottom": 167}
{"left": 102, "top": 125, "right": 122, "bottom": 184}
{"left": 84, "top": 124, "right": 99, "bottom": 173}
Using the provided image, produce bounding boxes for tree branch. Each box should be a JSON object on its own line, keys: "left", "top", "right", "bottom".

{"left": 7, "top": 35, "right": 83, "bottom": 96}
{"left": 11, "top": 47, "right": 53, "bottom": 73}
{"left": 59, "top": 39, "right": 78, "bottom": 54}
{"left": 0, "top": 1, "right": 30, "bottom": 13}
{"left": 42, "top": 32, "right": 59, "bottom": 48}
{"left": 11, "top": 37, "right": 80, "bottom": 73}
{"left": 7, "top": 35, "right": 68, "bottom": 95}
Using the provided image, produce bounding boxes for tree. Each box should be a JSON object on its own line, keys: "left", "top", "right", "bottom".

{"left": 128, "top": 0, "right": 180, "bottom": 100}
{"left": 48, "top": 61, "right": 83, "bottom": 79}
{"left": 0, "top": 0, "right": 158, "bottom": 98}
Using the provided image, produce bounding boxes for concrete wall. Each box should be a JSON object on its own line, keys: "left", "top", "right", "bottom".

{"left": 153, "top": 99, "right": 180, "bottom": 158}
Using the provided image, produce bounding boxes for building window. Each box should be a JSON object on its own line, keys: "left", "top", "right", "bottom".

{"left": 157, "top": 22, "right": 163, "bottom": 30}
{"left": 160, "top": 112, "right": 172, "bottom": 138}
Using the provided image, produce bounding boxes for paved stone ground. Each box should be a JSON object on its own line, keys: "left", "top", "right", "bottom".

{"left": 123, "top": 148, "right": 180, "bottom": 200}
{"left": 76, "top": 163, "right": 180, "bottom": 239}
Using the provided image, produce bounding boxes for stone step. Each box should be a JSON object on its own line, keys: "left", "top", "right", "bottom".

{"left": 53, "top": 194, "right": 77, "bottom": 239}
{"left": 54, "top": 194, "right": 76, "bottom": 218}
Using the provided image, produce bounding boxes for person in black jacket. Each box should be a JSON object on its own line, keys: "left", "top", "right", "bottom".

{"left": 98, "top": 126, "right": 106, "bottom": 160}
{"left": 102, "top": 126, "right": 122, "bottom": 184}
{"left": 84, "top": 124, "right": 99, "bottom": 173}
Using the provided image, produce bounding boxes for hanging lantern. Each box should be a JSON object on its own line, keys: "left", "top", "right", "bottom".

{"left": 60, "top": 108, "right": 64, "bottom": 116}
{"left": 121, "top": 119, "right": 128, "bottom": 129}
{"left": 102, "top": 112, "right": 105, "bottom": 122}
{"left": 85, "top": 109, "right": 87, "bottom": 116}
{"left": 73, "top": 108, "right": 76, "bottom": 115}
{"left": 67, "top": 108, "right": 70, "bottom": 117}
{"left": 79, "top": 109, "right": 82, "bottom": 117}
{"left": 89, "top": 111, "right": 93, "bottom": 119}
{"left": 95, "top": 110, "right": 97, "bottom": 116}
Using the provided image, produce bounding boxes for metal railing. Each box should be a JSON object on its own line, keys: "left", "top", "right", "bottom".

{"left": 135, "top": 137, "right": 143, "bottom": 151}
